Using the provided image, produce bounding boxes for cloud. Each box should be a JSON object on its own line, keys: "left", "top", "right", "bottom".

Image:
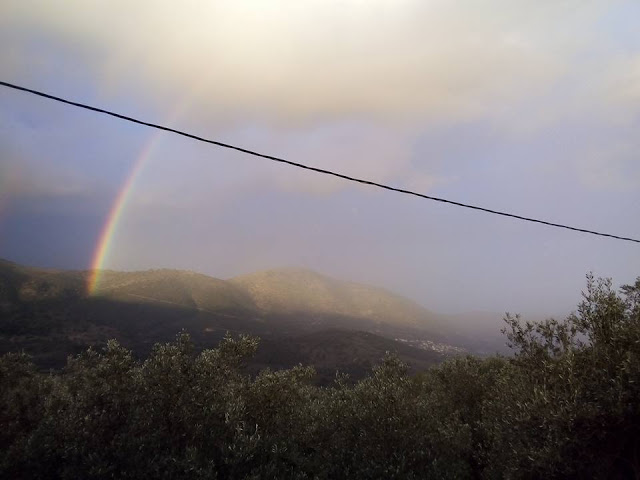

{"left": 104, "top": 122, "right": 424, "bottom": 211}
{"left": 2, "top": 0, "right": 631, "bottom": 128}
{"left": 3, "top": 0, "right": 638, "bottom": 203}
{"left": 0, "top": 108, "right": 108, "bottom": 201}
{"left": 248, "top": 123, "right": 418, "bottom": 195}
{"left": 598, "top": 54, "right": 640, "bottom": 119}
{"left": 0, "top": 141, "right": 86, "bottom": 200}
{"left": 578, "top": 140, "right": 640, "bottom": 192}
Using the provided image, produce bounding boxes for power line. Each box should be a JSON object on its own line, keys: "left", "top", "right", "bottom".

{"left": 1, "top": 79, "right": 638, "bottom": 244}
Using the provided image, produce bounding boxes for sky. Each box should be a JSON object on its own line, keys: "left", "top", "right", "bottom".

{"left": 1, "top": 0, "right": 639, "bottom": 316}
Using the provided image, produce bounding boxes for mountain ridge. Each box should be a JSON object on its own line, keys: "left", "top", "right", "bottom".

{"left": 230, "top": 267, "right": 445, "bottom": 332}
{"left": 0, "top": 258, "right": 508, "bottom": 380}
{"left": 0, "top": 259, "right": 454, "bottom": 381}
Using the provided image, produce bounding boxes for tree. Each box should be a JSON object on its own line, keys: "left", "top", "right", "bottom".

{"left": 484, "top": 275, "right": 640, "bottom": 479}
{"left": 1, "top": 274, "right": 638, "bottom": 479}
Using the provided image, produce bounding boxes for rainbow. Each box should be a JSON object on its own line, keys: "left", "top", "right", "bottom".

{"left": 87, "top": 136, "right": 161, "bottom": 294}
{"left": 86, "top": 93, "right": 197, "bottom": 295}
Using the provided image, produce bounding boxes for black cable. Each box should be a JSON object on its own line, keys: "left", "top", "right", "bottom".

{"left": 2, "top": 80, "right": 638, "bottom": 244}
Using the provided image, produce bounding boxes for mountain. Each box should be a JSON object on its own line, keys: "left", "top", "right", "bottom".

{"left": 231, "top": 268, "right": 435, "bottom": 327}
{"left": 94, "top": 268, "right": 258, "bottom": 316}
{"left": 230, "top": 268, "right": 448, "bottom": 336}
{"left": 0, "top": 259, "right": 485, "bottom": 380}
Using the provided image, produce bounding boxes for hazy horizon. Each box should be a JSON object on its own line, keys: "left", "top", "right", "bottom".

{"left": 0, "top": 254, "right": 577, "bottom": 320}
{"left": 1, "top": 1, "right": 639, "bottom": 318}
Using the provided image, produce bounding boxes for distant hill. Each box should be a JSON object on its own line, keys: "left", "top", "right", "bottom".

{"left": 95, "top": 268, "right": 258, "bottom": 315}
{"left": 231, "top": 268, "right": 444, "bottom": 330}
{"left": 0, "top": 259, "right": 491, "bottom": 380}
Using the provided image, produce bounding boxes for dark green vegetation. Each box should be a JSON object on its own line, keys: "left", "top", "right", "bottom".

{"left": 0, "top": 259, "right": 471, "bottom": 382}
{"left": 2, "top": 274, "right": 639, "bottom": 479}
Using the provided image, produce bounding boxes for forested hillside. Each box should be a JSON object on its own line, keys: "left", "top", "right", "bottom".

{"left": 2, "top": 274, "right": 638, "bottom": 479}
{"left": 0, "top": 259, "right": 459, "bottom": 381}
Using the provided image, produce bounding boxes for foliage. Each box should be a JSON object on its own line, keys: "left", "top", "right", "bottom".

{"left": 1, "top": 275, "right": 639, "bottom": 479}
{"left": 483, "top": 274, "right": 640, "bottom": 479}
